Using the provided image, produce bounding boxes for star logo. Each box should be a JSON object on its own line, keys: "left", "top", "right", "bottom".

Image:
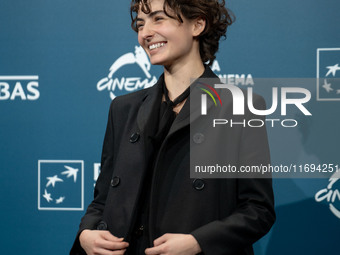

{"left": 317, "top": 48, "right": 340, "bottom": 101}
{"left": 43, "top": 189, "right": 53, "bottom": 203}
{"left": 61, "top": 165, "right": 79, "bottom": 182}
{"left": 56, "top": 196, "right": 65, "bottom": 204}
{"left": 322, "top": 79, "right": 333, "bottom": 93}
{"left": 46, "top": 175, "right": 63, "bottom": 187}
{"left": 325, "top": 63, "right": 340, "bottom": 77}
{"left": 38, "top": 160, "right": 84, "bottom": 211}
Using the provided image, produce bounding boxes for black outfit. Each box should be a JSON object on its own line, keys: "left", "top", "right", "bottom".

{"left": 130, "top": 79, "right": 191, "bottom": 253}
{"left": 70, "top": 66, "right": 275, "bottom": 255}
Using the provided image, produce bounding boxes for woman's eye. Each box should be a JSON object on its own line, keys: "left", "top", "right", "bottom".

{"left": 154, "top": 16, "right": 163, "bottom": 21}
{"left": 136, "top": 23, "right": 144, "bottom": 30}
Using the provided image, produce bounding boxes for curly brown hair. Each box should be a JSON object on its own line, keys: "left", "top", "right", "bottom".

{"left": 130, "top": 0, "right": 234, "bottom": 65}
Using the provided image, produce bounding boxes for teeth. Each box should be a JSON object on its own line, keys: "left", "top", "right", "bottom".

{"left": 149, "top": 42, "right": 165, "bottom": 50}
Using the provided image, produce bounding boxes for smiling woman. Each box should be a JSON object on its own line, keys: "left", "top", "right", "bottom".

{"left": 134, "top": 0, "right": 206, "bottom": 83}
{"left": 70, "top": 1, "right": 275, "bottom": 255}
{"left": 130, "top": 0, "right": 233, "bottom": 65}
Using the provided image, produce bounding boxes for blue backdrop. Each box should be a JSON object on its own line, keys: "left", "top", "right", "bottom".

{"left": 1, "top": 0, "right": 339, "bottom": 254}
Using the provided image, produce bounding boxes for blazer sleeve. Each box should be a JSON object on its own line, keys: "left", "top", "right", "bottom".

{"left": 191, "top": 94, "right": 276, "bottom": 255}
{"left": 70, "top": 100, "right": 116, "bottom": 255}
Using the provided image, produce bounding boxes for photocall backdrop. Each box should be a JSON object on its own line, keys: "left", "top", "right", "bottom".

{"left": 1, "top": 0, "right": 339, "bottom": 254}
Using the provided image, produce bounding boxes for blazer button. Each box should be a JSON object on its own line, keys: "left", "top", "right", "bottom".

{"left": 111, "top": 176, "right": 120, "bottom": 187}
{"left": 129, "top": 132, "right": 140, "bottom": 143}
{"left": 193, "top": 133, "right": 204, "bottom": 144}
{"left": 193, "top": 179, "right": 205, "bottom": 190}
{"left": 96, "top": 221, "right": 108, "bottom": 230}
{"left": 134, "top": 225, "right": 144, "bottom": 237}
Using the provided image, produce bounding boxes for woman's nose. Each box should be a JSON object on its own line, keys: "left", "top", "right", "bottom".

{"left": 140, "top": 22, "right": 154, "bottom": 40}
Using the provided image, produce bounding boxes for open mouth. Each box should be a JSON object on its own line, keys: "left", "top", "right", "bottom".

{"left": 149, "top": 42, "right": 167, "bottom": 50}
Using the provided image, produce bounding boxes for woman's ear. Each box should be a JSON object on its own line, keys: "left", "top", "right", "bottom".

{"left": 192, "top": 17, "right": 206, "bottom": 37}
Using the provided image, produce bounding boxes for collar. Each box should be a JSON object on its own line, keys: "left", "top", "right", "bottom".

{"left": 137, "top": 65, "right": 219, "bottom": 136}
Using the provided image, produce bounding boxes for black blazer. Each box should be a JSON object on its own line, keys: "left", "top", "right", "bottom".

{"left": 70, "top": 67, "right": 275, "bottom": 255}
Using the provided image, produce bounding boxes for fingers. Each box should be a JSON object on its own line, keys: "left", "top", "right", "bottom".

{"left": 145, "top": 244, "right": 165, "bottom": 255}
{"left": 146, "top": 233, "right": 200, "bottom": 255}
{"left": 79, "top": 230, "right": 129, "bottom": 255}
{"left": 97, "top": 238, "right": 129, "bottom": 250}
{"left": 153, "top": 233, "right": 169, "bottom": 247}
{"left": 112, "top": 249, "right": 127, "bottom": 255}
{"left": 101, "top": 231, "right": 125, "bottom": 242}
{"left": 146, "top": 234, "right": 172, "bottom": 255}
{"left": 94, "top": 231, "right": 129, "bottom": 251}
{"left": 93, "top": 247, "right": 127, "bottom": 255}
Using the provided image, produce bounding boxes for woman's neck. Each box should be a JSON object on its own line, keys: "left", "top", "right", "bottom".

{"left": 163, "top": 59, "right": 205, "bottom": 101}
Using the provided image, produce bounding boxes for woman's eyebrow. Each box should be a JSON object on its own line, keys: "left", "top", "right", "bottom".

{"left": 137, "top": 10, "right": 165, "bottom": 21}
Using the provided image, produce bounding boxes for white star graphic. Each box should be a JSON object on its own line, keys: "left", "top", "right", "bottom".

{"left": 61, "top": 165, "right": 78, "bottom": 183}
{"left": 325, "top": 63, "right": 340, "bottom": 77}
{"left": 43, "top": 189, "right": 53, "bottom": 203}
{"left": 56, "top": 196, "right": 65, "bottom": 204}
{"left": 322, "top": 79, "right": 333, "bottom": 93}
{"left": 46, "top": 175, "right": 63, "bottom": 188}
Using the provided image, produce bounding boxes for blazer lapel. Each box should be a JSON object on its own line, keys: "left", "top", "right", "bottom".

{"left": 137, "top": 74, "right": 164, "bottom": 134}
{"left": 167, "top": 66, "right": 220, "bottom": 137}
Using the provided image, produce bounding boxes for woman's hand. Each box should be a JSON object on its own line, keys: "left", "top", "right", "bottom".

{"left": 79, "top": 230, "right": 129, "bottom": 255}
{"left": 145, "top": 233, "right": 201, "bottom": 255}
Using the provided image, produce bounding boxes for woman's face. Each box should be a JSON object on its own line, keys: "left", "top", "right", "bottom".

{"left": 136, "top": 0, "right": 198, "bottom": 68}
